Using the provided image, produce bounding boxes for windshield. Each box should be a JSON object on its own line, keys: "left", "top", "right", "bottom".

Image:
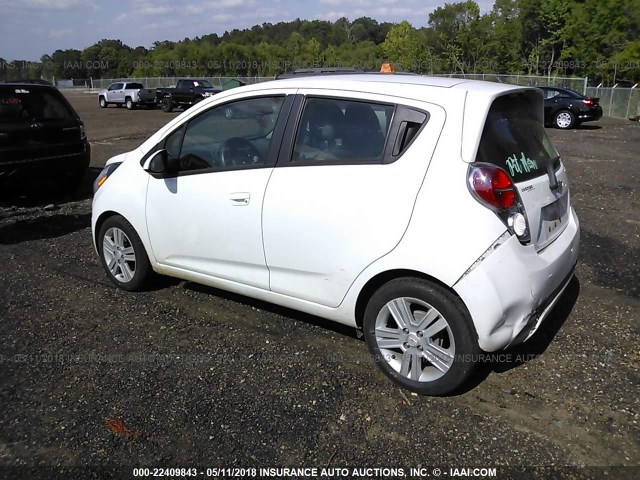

{"left": 0, "top": 87, "right": 76, "bottom": 123}
{"left": 194, "top": 80, "right": 213, "bottom": 88}
{"left": 476, "top": 92, "right": 558, "bottom": 183}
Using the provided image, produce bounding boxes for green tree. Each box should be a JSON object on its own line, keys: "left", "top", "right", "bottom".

{"left": 381, "top": 21, "right": 430, "bottom": 73}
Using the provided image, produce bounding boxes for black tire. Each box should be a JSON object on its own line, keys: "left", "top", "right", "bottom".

{"left": 161, "top": 96, "right": 174, "bottom": 113}
{"left": 97, "top": 215, "right": 155, "bottom": 292}
{"left": 363, "top": 277, "right": 480, "bottom": 396}
{"left": 99, "top": 96, "right": 108, "bottom": 108}
{"left": 554, "top": 110, "right": 575, "bottom": 129}
{"left": 125, "top": 97, "right": 135, "bottom": 110}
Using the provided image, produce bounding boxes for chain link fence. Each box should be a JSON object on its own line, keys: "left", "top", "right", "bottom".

{"left": 89, "top": 76, "right": 275, "bottom": 90}
{"left": 587, "top": 86, "right": 640, "bottom": 119}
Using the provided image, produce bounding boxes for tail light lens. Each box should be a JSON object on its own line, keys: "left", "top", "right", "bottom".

{"left": 469, "top": 165, "right": 516, "bottom": 210}
{"left": 468, "top": 163, "right": 530, "bottom": 243}
{"left": 582, "top": 99, "right": 593, "bottom": 106}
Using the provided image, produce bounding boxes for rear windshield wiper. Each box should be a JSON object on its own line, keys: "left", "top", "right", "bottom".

{"left": 546, "top": 155, "right": 560, "bottom": 192}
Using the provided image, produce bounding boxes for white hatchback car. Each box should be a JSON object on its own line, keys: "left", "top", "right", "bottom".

{"left": 92, "top": 74, "right": 580, "bottom": 395}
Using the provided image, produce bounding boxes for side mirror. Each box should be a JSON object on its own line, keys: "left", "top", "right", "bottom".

{"left": 143, "top": 150, "right": 179, "bottom": 177}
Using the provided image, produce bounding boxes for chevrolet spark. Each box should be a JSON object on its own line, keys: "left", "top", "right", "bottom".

{"left": 92, "top": 74, "right": 580, "bottom": 395}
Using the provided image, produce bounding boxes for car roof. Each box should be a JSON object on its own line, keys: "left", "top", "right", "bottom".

{"left": 272, "top": 73, "right": 468, "bottom": 89}
{"left": 539, "top": 85, "right": 582, "bottom": 96}
{"left": 1, "top": 80, "right": 55, "bottom": 88}
{"left": 240, "top": 73, "right": 533, "bottom": 98}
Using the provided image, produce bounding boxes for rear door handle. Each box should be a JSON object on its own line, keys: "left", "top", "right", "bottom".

{"left": 230, "top": 192, "right": 250, "bottom": 206}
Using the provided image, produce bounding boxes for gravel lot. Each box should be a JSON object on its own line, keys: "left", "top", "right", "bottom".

{"left": 0, "top": 91, "right": 638, "bottom": 477}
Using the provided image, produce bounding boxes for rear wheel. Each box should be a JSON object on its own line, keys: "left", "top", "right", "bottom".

{"left": 161, "top": 96, "right": 174, "bottom": 113}
{"left": 98, "top": 215, "right": 154, "bottom": 291}
{"left": 125, "top": 97, "right": 135, "bottom": 110}
{"left": 363, "top": 278, "right": 480, "bottom": 396}
{"left": 554, "top": 110, "right": 575, "bottom": 129}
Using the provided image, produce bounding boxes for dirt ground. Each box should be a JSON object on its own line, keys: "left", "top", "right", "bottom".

{"left": 0, "top": 90, "right": 638, "bottom": 477}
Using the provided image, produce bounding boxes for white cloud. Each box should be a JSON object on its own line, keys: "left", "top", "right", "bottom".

{"left": 320, "top": 0, "right": 402, "bottom": 5}
{"left": 185, "top": 0, "right": 254, "bottom": 15}
{"left": 48, "top": 28, "right": 73, "bottom": 38}
{"left": 1, "top": 0, "right": 97, "bottom": 9}
{"left": 315, "top": 10, "right": 349, "bottom": 21}
{"left": 139, "top": 5, "right": 173, "bottom": 15}
{"left": 354, "top": 6, "right": 415, "bottom": 17}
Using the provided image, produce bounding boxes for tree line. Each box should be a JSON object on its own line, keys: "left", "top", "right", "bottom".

{"left": 1, "top": 0, "right": 639, "bottom": 85}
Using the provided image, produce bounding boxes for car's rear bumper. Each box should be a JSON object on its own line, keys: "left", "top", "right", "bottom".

{"left": 453, "top": 207, "right": 580, "bottom": 352}
{"left": 0, "top": 143, "right": 90, "bottom": 181}
{"left": 578, "top": 107, "right": 603, "bottom": 122}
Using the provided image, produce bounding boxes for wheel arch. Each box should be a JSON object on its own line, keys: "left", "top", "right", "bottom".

{"left": 94, "top": 208, "right": 158, "bottom": 267}
{"left": 354, "top": 269, "right": 468, "bottom": 330}
{"left": 93, "top": 210, "right": 120, "bottom": 250}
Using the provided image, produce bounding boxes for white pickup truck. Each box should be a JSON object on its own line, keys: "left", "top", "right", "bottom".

{"left": 98, "top": 82, "right": 157, "bottom": 110}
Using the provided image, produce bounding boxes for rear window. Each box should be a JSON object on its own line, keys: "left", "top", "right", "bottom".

{"left": 127, "top": 83, "right": 144, "bottom": 90}
{"left": 0, "top": 87, "right": 76, "bottom": 123}
{"left": 476, "top": 92, "right": 559, "bottom": 183}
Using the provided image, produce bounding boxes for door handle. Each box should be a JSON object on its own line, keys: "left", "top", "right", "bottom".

{"left": 230, "top": 192, "right": 250, "bottom": 205}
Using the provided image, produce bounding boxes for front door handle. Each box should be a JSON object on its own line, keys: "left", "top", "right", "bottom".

{"left": 230, "top": 192, "right": 250, "bottom": 206}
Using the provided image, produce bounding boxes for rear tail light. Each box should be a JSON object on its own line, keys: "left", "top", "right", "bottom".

{"left": 468, "top": 163, "right": 530, "bottom": 243}
{"left": 469, "top": 165, "right": 516, "bottom": 210}
{"left": 582, "top": 99, "right": 594, "bottom": 106}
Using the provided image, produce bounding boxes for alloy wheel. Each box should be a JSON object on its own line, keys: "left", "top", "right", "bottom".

{"left": 374, "top": 297, "right": 455, "bottom": 382}
{"left": 102, "top": 227, "right": 137, "bottom": 283}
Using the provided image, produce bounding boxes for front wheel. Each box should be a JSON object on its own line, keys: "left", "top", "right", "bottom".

{"left": 98, "top": 215, "right": 154, "bottom": 291}
{"left": 554, "top": 110, "right": 575, "bottom": 129}
{"left": 99, "top": 97, "right": 107, "bottom": 108}
{"left": 363, "top": 278, "right": 480, "bottom": 396}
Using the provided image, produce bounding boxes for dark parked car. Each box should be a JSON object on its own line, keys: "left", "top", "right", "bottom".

{"left": 0, "top": 82, "right": 90, "bottom": 190}
{"left": 538, "top": 86, "right": 603, "bottom": 129}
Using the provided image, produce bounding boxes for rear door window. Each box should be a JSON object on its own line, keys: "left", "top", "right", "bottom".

{"left": 292, "top": 97, "right": 394, "bottom": 163}
{"left": 0, "top": 87, "right": 76, "bottom": 122}
{"left": 476, "top": 92, "right": 559, "bottom": 183}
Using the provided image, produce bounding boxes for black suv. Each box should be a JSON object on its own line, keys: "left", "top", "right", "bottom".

{"left": 0, "top": 81, "right": 90, "bottom": 190}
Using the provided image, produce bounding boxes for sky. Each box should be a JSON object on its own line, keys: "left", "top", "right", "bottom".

{"left": 0, "top": 0, "right": 495, "bottom": 61}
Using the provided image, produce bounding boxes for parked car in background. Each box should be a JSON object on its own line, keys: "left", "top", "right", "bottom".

{"left": 156, "top": 79, "right": 221, "bottom": 112}
{"left": 0, "top": 81, "right": 90, "bottom": 191}
{"left": 98, "top": 82, "right": 157, "bottom": 110}
{"left": 92, "top": 74, "right": 579, "bottom": 395}
{"left": 538, "top": 86, "right": 603, "bottom": 129}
